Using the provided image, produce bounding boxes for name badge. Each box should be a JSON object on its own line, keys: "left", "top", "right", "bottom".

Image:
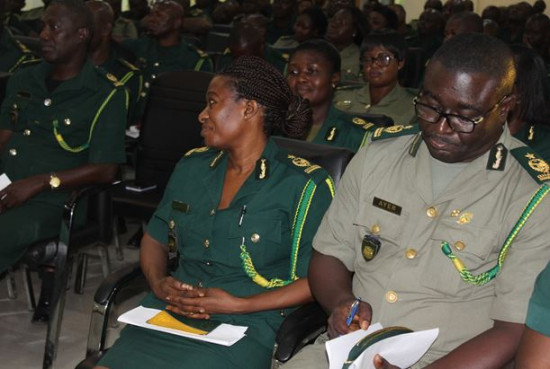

{"left": 372, "top": 197, "right": 402, "bottom": 215}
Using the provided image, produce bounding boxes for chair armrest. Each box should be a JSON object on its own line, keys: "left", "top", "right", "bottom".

{"left": 274, "top": 302, "right": 328, "bottom": 363}
{"left": 63, "top": 180, "right": 122, "bottom": 220}
{"left": 94, "top": 262, "right": 144, "bottom": 305}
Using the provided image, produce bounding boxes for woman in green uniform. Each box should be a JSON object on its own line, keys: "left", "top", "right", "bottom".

{"left": 96, "top": 56, "right": 334, "bottom": 369}
{"left": 287, "top": 39, "right": 373, "bottom": 152}
{"left": 333, "top": 32, "right": 417, "bottom": 125}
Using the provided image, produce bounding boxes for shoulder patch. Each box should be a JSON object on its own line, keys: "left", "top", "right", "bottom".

{"left": 19, "top": 58, "right": 42, "bottom": 68}
{"left": 511, "top": 147, "right": 550, "bottom": 184}
{"left": 184, "top": 146, "right": 210, "bottom": 157}
{"left": 14, "top": 38, "right": 31, "bottom": 54}
{"left": 351, "top": 117, "right": 376, "bottom": 131}
{"left": 195, "top": 47, "right": 208, "bottom": 58}
{"left": 371, "top": 124, "right": 419, "bottom": 141}
{"left": 117, "top": 57, "right": 139, "bottom": 71}
{"left": 286, "top": 154, "right": 328, "bottom": 184}
{"left": 96, "top": 67, "right": 124, "bottom": 87}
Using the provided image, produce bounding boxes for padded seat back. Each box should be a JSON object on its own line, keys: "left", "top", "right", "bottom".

{"left": 272, "top": 137, "right": 354, "bottom": 187}
{"left": 136, "top": 70, "right": 214, "bottom": 190}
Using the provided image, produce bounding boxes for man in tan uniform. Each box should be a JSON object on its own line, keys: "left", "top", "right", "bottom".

{"left": 283, "top": 33, "right": 550, "bottom": 368}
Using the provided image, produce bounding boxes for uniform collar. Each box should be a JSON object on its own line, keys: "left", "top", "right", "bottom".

{"left": 33, "top": 58, "right": 101, "bottom": 93}
{"left": 356, "top": 83, "right": 405, "bottom": 107}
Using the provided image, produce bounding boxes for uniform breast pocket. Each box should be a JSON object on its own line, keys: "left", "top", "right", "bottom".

{"left": 52, "top": 111, "right": 93, "bottom": 150}
{"left": 228, "top": 217, "right": 286, "bottom": 269}
{"left": 421, "top": 218, "right": 498, "bottom": 295}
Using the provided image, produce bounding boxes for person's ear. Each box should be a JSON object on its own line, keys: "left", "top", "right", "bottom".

{"left": 331, "top": 71, "right": 340, "bottom": 89}
{"left": 243, "top": 99, "right": 260, "bottom": 120}
{"left": 78, "top": 28, "right": 89, "bottom": 42}
{"left": 498, "top": 94, "right": 517, "bottom": 121}
{"left": 397, "top": 59, "right": 405, "bottom": 70}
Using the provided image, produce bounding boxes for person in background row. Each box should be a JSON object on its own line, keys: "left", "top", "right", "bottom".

{"left": 287, "top": 39, "right": 374, "bottom": 152}
{"left": 122, "top": 0, "right": 212, "bottom": 108}
{"left": 406, "top": 8, "right": 445, "bottom": 64}
{"left": 0, "top": 0, "right": 127, "bottom": 321}
{"left": 444, "top": 11, "right": 483, "bottom": 41}
{"left": 366, "top": 4, "right": 398, "bottom": 33}
{"left": 325, "top": 5, "right": 368, "bottom": 83}
{"left": 95, "top": 55, "right": 333, "bottom": 369}
{"left": 334, "top": 32, "right": 417, "bottom": 125}
{"left": 522, "top": 13, "right": 550, "bottom": 64}
{"left": 508, "top": 44, "right": 550, "bottom": 162}
{"left": 273, "top": 6, "right": 327, "bottom": 50}
{"left": 105, "top": 0, "right": 138, "bottom": 43}
{"left": 266, "top": 0, "right": 296, "bottom": 45}
{"left": 388, "top": 4, "right": 413, "bottom": 38}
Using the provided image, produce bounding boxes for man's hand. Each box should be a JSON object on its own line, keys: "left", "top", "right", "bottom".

{"left": 0, "top": 175, "right": 46, "bottom": 212}
{"left": 327, "top": 298, "right": 372, "bottom": 338}
{"left": 373, "top": 354, "right": 399, "bottom": 369}
{"left": 166, "top": 287, "right": 245, "bottom": 319}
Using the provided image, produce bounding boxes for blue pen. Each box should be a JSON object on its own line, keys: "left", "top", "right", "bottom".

{"left": 345, "top": 297, "right": 361, "bottom": 326}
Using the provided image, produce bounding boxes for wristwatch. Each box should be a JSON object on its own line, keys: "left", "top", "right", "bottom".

{"left": 49, "top": 173, "right": 61, "bottom": 190}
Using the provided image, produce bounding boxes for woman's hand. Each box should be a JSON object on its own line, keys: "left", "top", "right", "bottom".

{"left": 166, "top": 287, "right": 245, "bottom": 319}
{"left": 327, "top": 299, "right": 372, "bottom": 338}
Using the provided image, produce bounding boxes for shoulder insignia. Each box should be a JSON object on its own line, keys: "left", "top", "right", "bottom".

{"left": 255, "top": 157, "right": 270, "bottom": 179}
{"left": 511, "top": 147, "right": 550, "bottom": 184}
{"left": 335, "top": 100, "right": 352, "bottom": 108}
{"left": 20, "top": 58, "right": 42, "bottom": 67}
{"left": 281, "top": 53, "right": 290, "bottom": 61}
{"left": 196, "top": 48, "right": 208, "bottom": 58}
{"left": 117, "top": 57, "right": 140, "bottom": 71}
{"left": 184, "top": 146, "right": 210, "bottom": 157}
{"left": 14, "top": 39, "right": 31, "bottom": 54}
{"left": 371, "top": 124, "right": 419, "bottom": 141}
{"left": 105, "top": 72, "right": 123, "bottom": 87}
{"left": 325, "top": 126, "right": 338, "bottom": 141}
{"left": 486, "top": 143, "right": 508, "bottom": 171}
{"left": 223, "top": 47, "right": 231, "bottom": 55}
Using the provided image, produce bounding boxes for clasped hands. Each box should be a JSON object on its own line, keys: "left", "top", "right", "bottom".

{"left": 328, "top": 298, "right": 399, "bottom": 369}
{"left": 152, "top": 276, "right": 245, "bottom": 320}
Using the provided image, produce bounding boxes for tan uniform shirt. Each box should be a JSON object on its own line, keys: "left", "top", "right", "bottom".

{"left": 334, "top": 83, "right": 417, "bottom": 125}
{"left": 313, "top": 126, "right": 550, "bottom": 366}
{"left": 339, "top": 43, "right": 361, "bottom": 83}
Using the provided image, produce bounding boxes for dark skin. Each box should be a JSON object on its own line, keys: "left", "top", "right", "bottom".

{"left": 140, "top": 76, "right": 313, "bottom": 320}
{"left": 311, "top": 60, "right": 523, "bottom": 368}
{"left": 515, "top": 327, "right": 550, "bottom": 368}
{"left": 143, "top": 1, "right": 182, "bottom": 47}
{"left": 0, "top": 3, "right": 118, "bottom": 213}
{"left": 86, "top": 0, "right": 115, "bottom": 67}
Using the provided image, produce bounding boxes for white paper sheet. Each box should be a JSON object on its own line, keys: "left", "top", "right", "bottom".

{"left": 118, "top": 306, "right": 248, "bottom": 346}
{"left": 326, "top": 323, "right": 439, "bottom": 369}
{"left": 0, "top": 173, "right": 11, "bottom": 191}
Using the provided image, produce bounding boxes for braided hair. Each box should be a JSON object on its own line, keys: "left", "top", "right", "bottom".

{"left": 220, "top": 55, "right": 312, "bottom": 139}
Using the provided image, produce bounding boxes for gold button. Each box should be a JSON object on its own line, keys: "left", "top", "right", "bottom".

{"left": 205, "top": 261, "right": 212, "bottom": 266}
{"left": 140, "top": 92, "right": 147, "bottom": 98}
{"left": 153, "top": 62, "right": 160, "bottom": 67}
{"left": 12, "top": 103, "right": 18, "bottom": 109}
{"left": 450, "top": 209, "right": 461, "bottom": 217}
{"left": 385, "top": 290, "right": 398, "bottom": 303}
{"left": 426, "top": 206, "right": 438, "bottom": 218}
{"left": 405, "top": 248, "right": 417, "bottom": 259}
{"left": 64, "top": 118, "right": 71, "bottom": 126}
{"left": 371, "top": 224, "right": 380, "bottom": 235}
{"left": 168, "top": 220, "right": 175, "bottom": 229}
{"left": 364, "top": 104, "right": 371, "bottom": 110}
{"left": 209, "top": 209, "right": 215, "bottom": 216}
{"left": 204, "top": 239, "right": 210, "bottom": 248}
{"left": 144, "top": 82, "right": 150, "bottom": 88}
{"left": 9, "top": 148, "right": 17, "bottom": 156}
{"left": 197, "top": 281, "right": 203, "bottom": 287}
{"left": 44, "top": 98, "right": 52, "bottom": 106}
{"left": 250, "top": 233, "right": 260, "bottom": 243}
{"left": 454, "top": 241, "right": 466, "bottom": 251}
{"left": 151, "top": 74, "right": 157, "bottom": 79}
{"left": 23, "top": 129, "right": 31, "bottom": 136}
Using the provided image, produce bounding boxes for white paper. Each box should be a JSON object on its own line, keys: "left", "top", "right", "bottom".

{"left": 326, "top": 323, "right": 439, "bottom": 369}
{"left": 118, "top": 306, "right": 248, "bottom": 346}
{"left": 125, "top": 125, "right": 140, "bottom": 139}
{"left": 0, "top": 173, "right": 11, "bottom": 191}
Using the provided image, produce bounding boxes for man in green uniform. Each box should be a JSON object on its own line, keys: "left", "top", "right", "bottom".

{"left": 122, "top": 0, "right": 212, "bottom": 103}
{"left": 87, "top": 0, "right": 142, "bottom": 127}
{"left": 0, "top": 0, "right": 127, "bottom": 317}
{"left": 283, "top": 33, "right": 550, "bottom": 369}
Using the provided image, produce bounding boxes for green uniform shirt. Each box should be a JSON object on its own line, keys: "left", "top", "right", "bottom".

{"left": 272, "top": 35, "right": 299, "bottom": 50}
{"left": 526, "top": 261, "right": 550, "bottom": 337}
{"left": 285, "top": 126, "right": 550, "bottom": 369}
{"left": 513, "top": 123, "right": 550, "bottom": 163}
{"left": 0, "top": 26, "right": 37, "bottom": 73}
{"left": 122, "top": 37, "right": 213, "bottom": 100}
{"left": 309, "top": 105, "right": 375, "bottom": 152}
{"left": 99, "top": 138, "right": 333, "bottom": 369}
{"left": 333, "top": 83, "right": 418, "bottom": 125}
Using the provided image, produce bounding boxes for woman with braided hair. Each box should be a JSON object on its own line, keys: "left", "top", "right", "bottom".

{"left": 96, "top": 56, "right": 334, "bottom": 369}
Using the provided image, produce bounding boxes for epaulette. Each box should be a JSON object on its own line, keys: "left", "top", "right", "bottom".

{"left": 19, "top": 58, "right": 42, "bottom": 68}
{"left": 184, "top": 146, "right": 210, "bottom": 157}
{"left": 14, "top": 38, "right": 31, "bottom": 54}
{"left": 223, "top": 47, "right": 231, "bottom": 55}
{"left": 284, "top": 154, "right": 328, "bottom": 185}
{"left": 511, "top": 146, "right": 550, "bottom": 184}
{"left": 97, "top": 68, "right": 124, "bottom": 87}
{"left": 194, "top": 46, "right": 209, "bottom": 59}
{"left": 371, "top": 124, "right": 419, "bottom": 141}
{"left": 190, "top": 8, "right": 203, "bottom": 17}
{"left": 117, "top": 57, "right": 139, "bottom": 72}
{"left": 351, "top": 117, "right": 376, "bottom": 131}
{"left": 281, "top": 52, "right": 290, "bottom": 61}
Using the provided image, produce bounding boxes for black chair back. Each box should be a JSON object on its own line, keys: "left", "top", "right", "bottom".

{"left": 400, "top": 47, "right": 425, "bottom": 89}
{"left": 0, "top": 73, "right": 11, "bottom": 104}
{"left": 272, "top": 137, "right": 354, "bottom": 187}
{"left": 204, "top": 32, "right": 230, "bottom": 53}
{"left": 136, "top": 70, "right": 214, "bottom": 190}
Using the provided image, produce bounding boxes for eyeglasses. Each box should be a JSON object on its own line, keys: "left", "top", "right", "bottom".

{"left": 413, "top": 94, "right": 509, "bottom": 133}
{"left": 362, "top": 53, "right": 397, "bottom": 67}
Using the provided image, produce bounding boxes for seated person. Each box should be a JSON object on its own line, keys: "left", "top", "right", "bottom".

{"left": 444, "top": 10, "right": 483, "bottom": 41}
{"left": 283, "top": 33, "right": 550, "bottom": 369}
{"left": 95, "top": 56, "right": 334, "bottom": 369}
{"left": 287, "top": 39, "right": 374, "bottom": 152}
{"left": 325, "top": 6, "right": 369, "bottom": 83}
{"left": 87, "top": 0, "right": 143, "bottom": 127}
{"left": 0, "top": 24, "right": 38, "bottom": 73}
{"left": 105, "top": 0, "right": 138, "bottom": 42}
{"left": 515, "top": 261, "right": 550, "bottom": 368}
{"left": 266, "top": 0, "right": 296, "bottom": 45}
{"left": 122, "top": 0, "right": 212, "bottom": 102}
{"left": 0, "top": 0, "right": 127, "bottom": 319}
{"left": 273, "top": 6, "right": 327, "bottom": 50}
{"left": 508, "top": 44, "right": 550, "bottom": 162}
{"left": 334, "top": 32, "right": 417, "bottom": 125}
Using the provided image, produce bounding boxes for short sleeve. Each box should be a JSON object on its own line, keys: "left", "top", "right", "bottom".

{"left": 526, "top": 262, "right": 550, "bottom": 336}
